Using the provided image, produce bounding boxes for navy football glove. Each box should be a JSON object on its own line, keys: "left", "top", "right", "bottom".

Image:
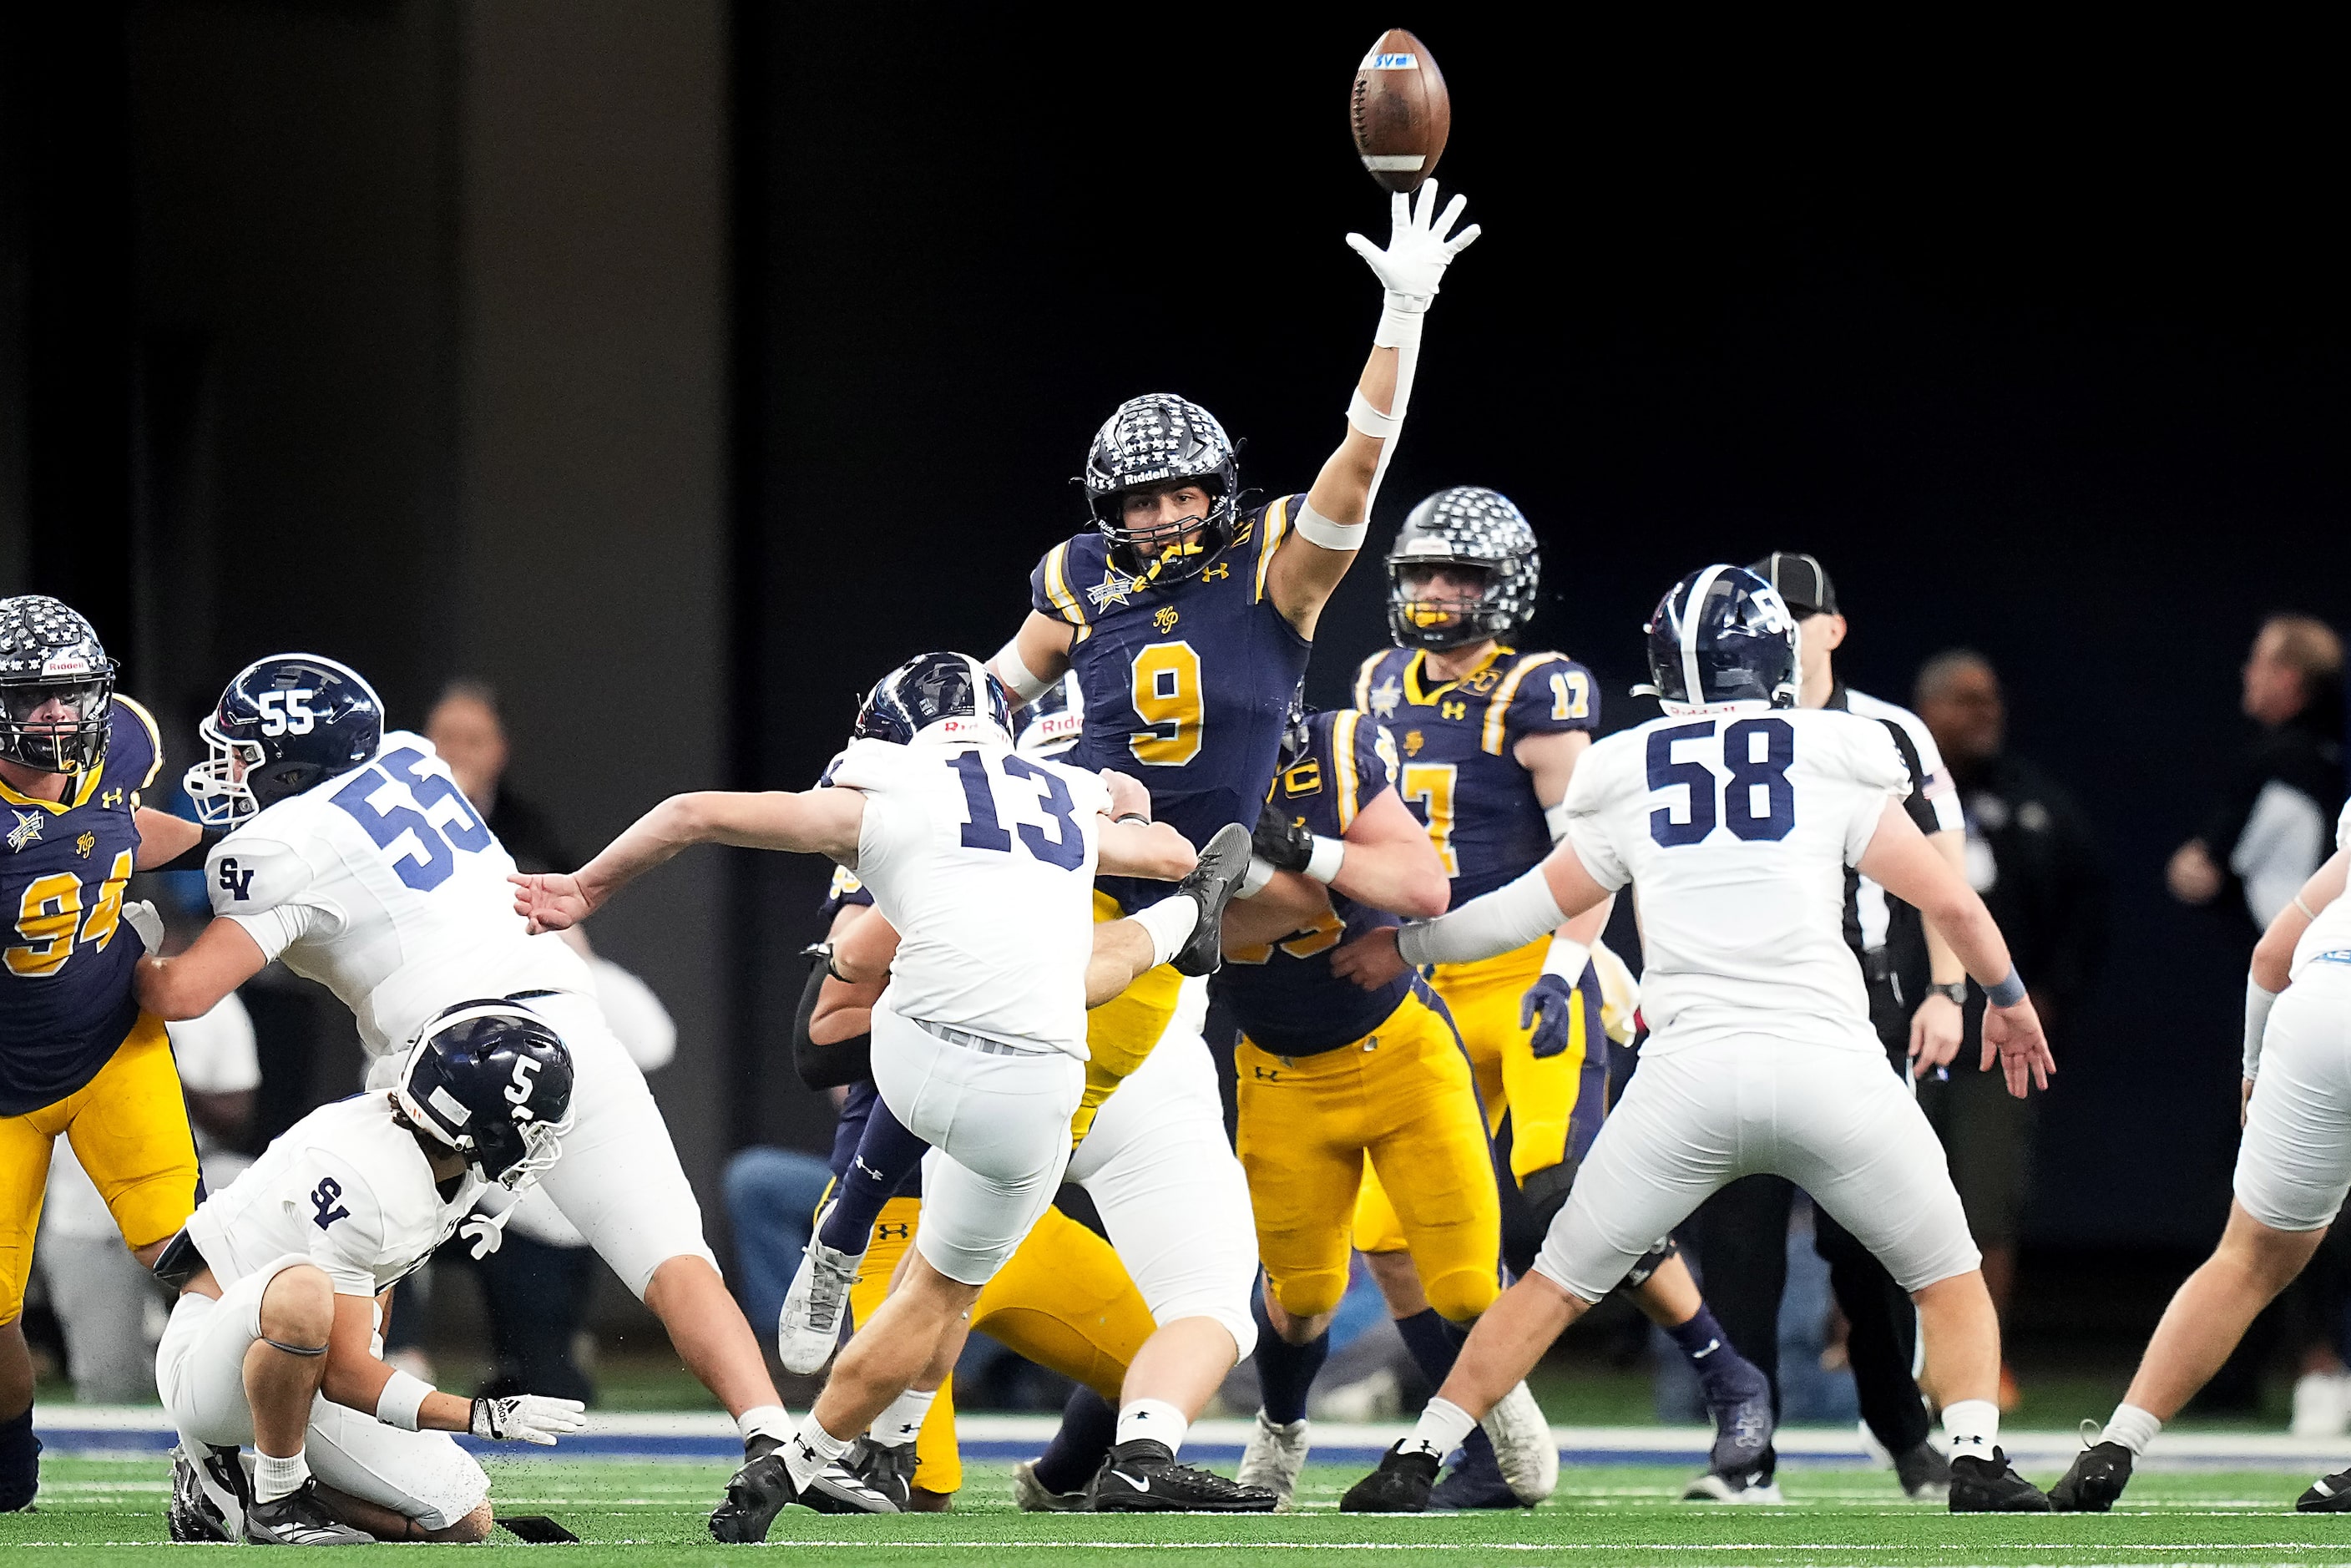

{"left": 1251, "top": 800, "right": 1315, "bottom": 874}
{"left": 1520, "top": 973, "right": 1581, "bottom": 1060}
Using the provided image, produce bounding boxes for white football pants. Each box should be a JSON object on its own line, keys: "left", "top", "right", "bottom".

{"left": 2237, "top": 961, "right": 2351, "bottom": 1231}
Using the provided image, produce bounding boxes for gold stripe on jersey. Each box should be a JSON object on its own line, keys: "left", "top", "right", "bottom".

{"left": 1333, "top": 710, "right": 1363, "bottom": 830}
{"left": 114, "top": 695, "right": 164, "bottom": 795}
{"left": 0, "top": 758, "right": 106, "bottom": 815}
{"left": 1042, "top": 543, "right": 1091, "bottom": 640}
{"left": 1352, "top": 649, "right": 1384, "bottom": 711}
{"left": 1481, "top": 651, "right": 1564, "bottom": 756}
{"left": 1253, "top": 496, "right": 1292, "bottom": 604}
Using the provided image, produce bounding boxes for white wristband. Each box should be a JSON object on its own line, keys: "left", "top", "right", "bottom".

{"left": 2245, "top": 976, "right": 2280, "bottom": 1080}
{"left": 1347, "top": 387, "right": 1403, "bottom": 440}
{"left": 1398, "top": 864, "right": 1568, "bottom": 969}
{"left": 1374, "top": 297, "right": 1428, "bottom": 351}
{"left": 1544, "top": 801, "right": 1572, "bottom": 844}
{"left": 377, "top": 1368, "right": 434, "bottom": 1432}
{"left": 1303, "top": 835, "right": 1347, "bottom": 885}
{"left": 1292, "top": 501, "right": 1369, "bottom": 552}
{"left": 991, "top": 637, "right": 1051, "bottom": 703}
{"left": 1237, "top": 856, "right": 1277, "bottom": 898}
{"left": 1543, "top": 935, "right": 1592, "bottom": 981}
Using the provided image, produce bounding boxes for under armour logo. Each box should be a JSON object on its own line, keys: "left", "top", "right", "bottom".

{"left": 875, "top": 1222, "right": 912, "bottom": 1242}
{"left": 218, "top": 858, "right": 256, "bottom": 901}
{"left": 101, "top": 787, "right": 124, "bottom": 809}
{"left": 1251, "top": 1065, "right": 1281, "bottom": 1081}
{"left": 1201, "top": 562, "right": 1231, "bottom": 583}
{"left": 310, "top": 1177, "right": 350, "bottom": 1230}
{"left": 1440, "top": 699, "right": 1468, "bottom": 721}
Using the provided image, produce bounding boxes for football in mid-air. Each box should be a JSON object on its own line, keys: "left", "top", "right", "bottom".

{"left": 1350, "top": 28, "right": 1450, "bottom": 193}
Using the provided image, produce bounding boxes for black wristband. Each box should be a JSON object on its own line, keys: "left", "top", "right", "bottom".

{"left": 149, "top": 823, "right": 226, "bottom": 875}
{"left": 1113, "top": 812, "right": 1150, "bottom": 826}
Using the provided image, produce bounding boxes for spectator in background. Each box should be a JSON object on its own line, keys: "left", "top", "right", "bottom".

{"left": 2167, "top": 615, "right": 2345, "bottom": 931}
{"left": 426, "top": 680, "right": 575, "bottom": 873}
{"left": 1914, "top": 650, "right": 2106, "bottom": 1400}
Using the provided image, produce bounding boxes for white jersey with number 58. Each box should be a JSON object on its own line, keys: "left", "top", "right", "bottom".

{"left": 203, "top": 731, "right": 589, "bottom": 1057}
{"left": 828, "top": 735, "right": 1108, "bottom": 1059}
{"left": 1562, "top": 706, "right": 1910, "bottom": 1059}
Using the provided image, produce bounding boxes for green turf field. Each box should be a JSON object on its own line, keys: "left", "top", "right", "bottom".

{"left": 13, "top": 1455, "right": 2351, "bottom": 1565}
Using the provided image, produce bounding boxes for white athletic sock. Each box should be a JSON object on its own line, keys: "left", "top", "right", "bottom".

{"left": 253, "top": 1448, "right": 310, "bottom": 1504}
{"left": 874, "top": 1388, "right": 937, "bottom": 1449}
{"left": 1403, "top": 1396, "right": 1478, "bottom": 1463}
{"left": 736, "top": 1404, "right": 794, "bottom": 1449}
{"left": 2101, "top": 1402, "right": 2163, "bottom": 1456}
{"left": 1116, "top": 1398, "right": 1190, "bottom": 1454}
{"left": 783, "top": 1419, "right": 852, "bottom": 1492}
{"left": 1131, "top": 898, "right": 1198, "bottom": 970}
{"left": 1943, "top": 1398, "right": 2000, "bottom": 1462}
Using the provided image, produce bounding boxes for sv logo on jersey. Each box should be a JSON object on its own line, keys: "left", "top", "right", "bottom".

{"left": 217, "top": 858, "right": 256, "bottom": 902}
{"left": 310, "top": 1176, "right": 350, "bottom": 1230}
{"left": 505, "top": 1056, "right": 543, "bottom": 1120}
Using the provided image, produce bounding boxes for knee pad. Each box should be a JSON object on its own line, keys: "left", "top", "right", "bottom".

{"left": 1272, "top": 1272, "right": 1347, "bottom": 1325}
{"left": 1519, "top": 1159, "right": 1580, "bottom": 1236}
{"left": 1622, "top": 1238, "right": 1677, "bottom": 1290}
{"left": 1424, "top": 1267, "right": 1500, "bottom": 1325}
{"left": 0, "top": 1409, "right": 39, "bottom": 1511}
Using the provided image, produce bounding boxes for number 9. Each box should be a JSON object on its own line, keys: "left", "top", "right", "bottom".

{"left": 1130, "top": 641, "right": 1203, "bottom": 766}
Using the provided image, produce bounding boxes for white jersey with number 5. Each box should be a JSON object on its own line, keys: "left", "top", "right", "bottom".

{"left": 827, "top": 735, "right": 1108, "bottom": 1058}
{"left": 203, "top": 731, "right": 589, "bottom": 1057}
{"left": 1562, "top": 706, "right": 1910, "bottom": 1059}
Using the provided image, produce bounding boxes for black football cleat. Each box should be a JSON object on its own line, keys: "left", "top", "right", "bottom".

{"left": 1428, "top": 1429, "right": 1522, "bottom": 1510}
{"left": 1948, "top": 1449, "right": 2053, "bottom": 1512}
{"left": 1341, "top": 1442, "right": 1443, "bottom": 1514}
{"left": 804, "top": 1440, "right": 908, "bottom": 1515}
{"left": 1893, "top": 1440, "right": 1952, "bottom": 1502}
{"left": 1170, "top": 823, "right": 1254, "bottom": 977}
{"left": 2050, "top": 1440, "right": 2133, "bottom": 1511}
{"left": 710, "top": 1451, "right": 800, "bottom": 1543}
{"left": 2297, "top": 1466, "right": 2351, "bottom": 1511}
{"left": 168, "top": 1444, "right": 245, "bottom": 1542}
{"left": 1086, "top": 1438, "right": 1278, "bottom": 1512}
{"left": 242, "top": 1479, "right": 373, "bottom": 1545}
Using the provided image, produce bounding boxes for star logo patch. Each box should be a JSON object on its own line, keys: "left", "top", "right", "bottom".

{"left": 1086, "top": 569, "right": 1141, "bottom": 610}
{"left": 1368, "top": 676, "right": 1402, "bottom": 718}
{"left": 7, "top": 810, "right": 43, "bottom": 852}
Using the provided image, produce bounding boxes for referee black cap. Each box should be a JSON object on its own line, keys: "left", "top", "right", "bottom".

{"left": 1748, "top": 551, "right": 1838, "bottom": 617}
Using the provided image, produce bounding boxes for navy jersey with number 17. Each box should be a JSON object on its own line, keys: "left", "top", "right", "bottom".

{"left": 1354, "top": 645, "right": 1600, "bottom": 903}
{"left": 1031, "top": 498, "right": 1313, "bottom": 911}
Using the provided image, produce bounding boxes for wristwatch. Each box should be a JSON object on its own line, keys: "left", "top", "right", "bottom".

{"left": 1927, "top": 980, "right": 1969, "bottom": 1008}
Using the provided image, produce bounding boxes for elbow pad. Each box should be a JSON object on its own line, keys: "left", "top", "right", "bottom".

{"left": 792, "top": 960, "right": 872, "bottom": 1091}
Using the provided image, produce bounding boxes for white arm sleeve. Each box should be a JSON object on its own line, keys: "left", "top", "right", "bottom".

{"left": 992, "top": 636, "right": 1052, "bottom": 703}
{"left": 1398, "top": 864, "right": 1569, "bottom": 968}
{"left": 2245, "top": 975, "right": 2281, "bottom": 1080}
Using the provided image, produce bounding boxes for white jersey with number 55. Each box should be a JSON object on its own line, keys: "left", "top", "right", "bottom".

{"left": 827, "top": 735, "right": 1108, "bottom": 1059}
{"left": 1562, "top": 707, "right": 1910, "bottom": 1059}
{"left": 203, "top": 731, "right": 589, "bottom": 1057}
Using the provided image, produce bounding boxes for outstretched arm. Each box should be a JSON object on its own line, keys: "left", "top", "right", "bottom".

{"left": 1267, "top": 183, "right": 1480, "bottom": 637}
{"left": 1856, "top": 798, "right": 2054, "bottom": 1096}
{"left": 136, "top": 918, "right": 267, "bottom": 1021}
{"left": 1331, "top": 836, "right": 1613, "bottom": 989}
{"left": 513, "top": 787, "right": 867, "bottom": 933}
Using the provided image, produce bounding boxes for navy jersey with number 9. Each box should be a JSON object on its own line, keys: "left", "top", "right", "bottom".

{"left": 1031, "top": 498, "right": 1313, "bottom": 911}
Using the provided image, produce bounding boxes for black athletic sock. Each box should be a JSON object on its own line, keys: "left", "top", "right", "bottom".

{"left": 817, "top": 1101, "right": 928, "bottom": 1254}
{"left": 1032, "top": 1386, "right": 1118, "bottom": 1496}
{"left": 1251, "top": 1289, "right": 1329, "bottom": 1424}
{"left": 1665, "top": 1305, "right": 1762, "bottom": 1406}
{"left": 0, "top": 1407, "right": 38, "bottom": 1511}
{"left": 1392, "top": 1308, "right": 1467, "bottom": 1393}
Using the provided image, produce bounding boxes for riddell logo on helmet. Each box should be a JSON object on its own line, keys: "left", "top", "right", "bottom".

{"left": 42, "top": 654, "right": 91, "bottom": 676}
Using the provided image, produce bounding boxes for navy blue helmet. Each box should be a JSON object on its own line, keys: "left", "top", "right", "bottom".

{"left": 0, "top": 595, "right": 118, "bottom": 775}
{"left": 1082, "top": 393, "right": 1242, "bottom": 585}
{"left": 853, "top": 652, "right": 1014, "bottom": 746}
{"left": 1386, "top": 487, "right": 1542, "bottom": 652}
{"left": 185, "top": 654, "right": 385, "bottom": 827}
{"left": 392, "top": 999, "right": 575, "bottom": 1189}
{"left": 1637, "top": 565, "right": 1800, "bottom": 713}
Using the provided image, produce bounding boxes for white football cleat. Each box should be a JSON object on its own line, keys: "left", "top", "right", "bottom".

{"left": 1235, "top": 1410, "right": 1312, "bottom": 1510}
{"left": 1011, "top": 1459, "right": 1090, "bottom": 1512}
{"left": 1480, "top": 1380, "right": 1558, "bottom": 1505}
{"left": 2293, "top": 1371, "right": 2351, "bottom": 1439}
{"left": 776, "top": 1236, "right": 864, "bottom": 1374}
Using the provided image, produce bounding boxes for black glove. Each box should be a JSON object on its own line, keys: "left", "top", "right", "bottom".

{"left": 1251, "top": 800, "right": 1314, "bottom": 873}
{"left": 791, "top": 953, "right": 872, "bottom": 1091}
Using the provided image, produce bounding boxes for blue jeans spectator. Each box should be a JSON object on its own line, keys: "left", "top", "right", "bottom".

{"left": 725, "top": 1146, "right": 838, "bottom": 1335}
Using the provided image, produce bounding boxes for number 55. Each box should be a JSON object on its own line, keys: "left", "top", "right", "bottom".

{"left": 255, "top": 688, "right": 318, "bottom": 737}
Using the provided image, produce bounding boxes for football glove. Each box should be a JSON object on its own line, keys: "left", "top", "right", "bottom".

{"left": 1345, "top": 180, "right": 1480, "bottom": 312}
{"left": 1250, "top": 801, "right": 1315, "bottom": 874}
{"left": 470, "top": 1393, "right": 587, "bottom": 1446}
{"left": 1520, "top": 973, "right": 1580, "bottom": 1060}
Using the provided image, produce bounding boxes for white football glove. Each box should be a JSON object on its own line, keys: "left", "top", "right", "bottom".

{"left": 1345, "top": 180, "right": 1481, "bottom": 314}
{"left": 120, "top": 898, "right": 164, "bottom": 954}
{"left": 470, "top": 1393, "right": 587, "bottom": 1446}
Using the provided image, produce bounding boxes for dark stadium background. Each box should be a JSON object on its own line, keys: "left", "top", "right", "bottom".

{"left": 2, "top": 7, "right": 2342, "bottom": 1373}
